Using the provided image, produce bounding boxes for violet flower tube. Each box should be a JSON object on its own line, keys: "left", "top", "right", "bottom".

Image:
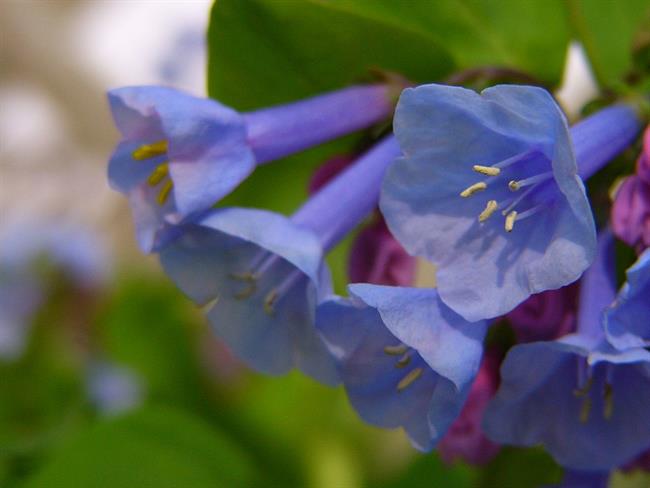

{"left": 159, "top": 137, "right": 401, "bottom": 384}
{"left": 108, "top": 84, "right": 394, "bottom": 252}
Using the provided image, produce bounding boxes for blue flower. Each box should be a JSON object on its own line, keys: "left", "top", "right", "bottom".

{"left": 316, "top": 284, "right": 487, "bottom": 450}
{"left": 159, "top": 137, "right": 401, "bottom": 384}
{"left": 108, "top": 84, "right": 393, "bottom": 252}
{"left": 483, "top": 232, "right": 650, "bottom": 470}
{"left": 605, "top": 249, "right": 650, "bottom": 349}
{"left": 381, "top": 84, "right": 640, "bottom": 321}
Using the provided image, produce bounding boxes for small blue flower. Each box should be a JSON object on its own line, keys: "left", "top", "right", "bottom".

{"left": 159, "top": 137, "right": 402, "bottom": 385}
{"left": 483, "top": 233, "right": 650, "bottom": 470}
{"left": 605, "top": 249, "right": 650, "bottom": 349}
{"left": 108, "top": 85, "right": 393, "bottom": 252}
{"left": 316, "top": 284, "right": 487, "bottom": 450}
{"left": 381, "top": 84, "right": 640, "bottom": 321}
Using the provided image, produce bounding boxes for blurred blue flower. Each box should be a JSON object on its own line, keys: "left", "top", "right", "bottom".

{"left": 382, "top": 84, "right": 640, "bottom": 321}
{"left": 87, "top": 362, "right": 143, "bottom": 416}
{"left": 159, "top": 137, "right": 401, "bottom": 384}
{"left": 316, "top": 284, "right": 487, "bottom": 450}
{"left": 0, "top": 222, "right": 108, "bottom": 361}
{"left": 108, "top": 84, "right": 393, "bottom": 252}
{"left": 605, "top": 249, "right": 650, "bottom": 349}
{"left": 483, "top": 232, "right": 650, "bottom": 470}
{"left": 552, "top": 470, "right": 609, "bottom": 488}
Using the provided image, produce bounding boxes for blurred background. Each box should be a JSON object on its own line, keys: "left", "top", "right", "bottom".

{"left": 1, "top": 1, "right": 649, "bottom": 487}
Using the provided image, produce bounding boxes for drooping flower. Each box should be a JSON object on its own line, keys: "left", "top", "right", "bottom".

{"left": 316, "top": 284, "right": 487, "bottom": 451}
{"left": 108, "top": 84, "right": 394, "bottom": 252}
{"left": 381, "top": 83, "right": 641, "bottom": 321}
{"left": 483, "top": 232, "right": 650, "bottom": 470}
{"left": 159, "top": 137, "right": 401, "bottom": 384}
{"left": 506, "top": 283, "right": 579, "bottom": 343}
{"left": 438, "top": 348, "right": 501, "bottom": 465}
{"left": 308, "top": 154, "right": 355, "bottom": 194}
{"left": 605, "top": 248, "right": 650, "bottom": 349}
{"left": 611, "top": 175, "right": 650, "bottom": 253}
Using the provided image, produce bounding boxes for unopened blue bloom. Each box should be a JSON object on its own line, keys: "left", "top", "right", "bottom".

{"left": 483, "top": 232, "right": 650, "bottom": 470}
{"left": 108, "top": 84, "right": 393, "bottom": 252}
{"left": 381, "top": 84, "right": 640, "bottom": 321}
{"left": 316, "top": 284, "right": 487, "bottom": 450}
{"left": 159, "top": 137, "right": 401, "bottom": 384}
{"left": 605, "top": 249, "right": 650, "bottom": 349}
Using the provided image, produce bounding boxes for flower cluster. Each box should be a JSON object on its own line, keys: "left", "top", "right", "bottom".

{"left": 106, "top": 81, "right": 648, "bottom": 477}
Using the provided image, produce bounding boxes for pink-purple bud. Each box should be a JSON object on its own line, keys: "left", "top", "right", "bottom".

{"left": 611, "top": 175, "right": 650, "bottom": 254}
{"left": 506, "top": 283, "right": 579, "bottom": 342}
{"left": 438, "top": 350, "right": 502, "bottom": 465}
{"left": 348, "top": 216, "right": 416, "bottom": 286}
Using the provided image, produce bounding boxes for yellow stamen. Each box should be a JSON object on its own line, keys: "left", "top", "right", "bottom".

{"left": 603, "top": 383, "right": 614, "bottom": 420}
{"left": 504, "top": 211, "right": 518, "bottom": 232}
{"left": 397, "top": 367, "right": 423, "bottom": 392}
{"left": 234, "top": 282, "right": 256, "bottom": 300}
{"left": 263, "top": 290, "right": 278, "bottom": 315}
{"left": 395, "top": 353, "right": 411, "bottom": 368}
{"left": 147, "top": 162, "right": 169, "bottom": 186}
{"left": 132, "top": 140, "right": 168, "bottom": 160}
{"left": 157, "top": 180, "right": 173, "bottom": 205}
{"left": 229, "top": 272, "right": 257, "bottom": 282}
{"left": 508, "top": 180, "right": 521, "bottom": 191}
{"left": 460, "top": 182, "right": 487, "bottom": 198}
{"left": 384, "top": 344, "right": 408, "bottom": 356}
{"left": 478, "top": 200, "right": 498, "bottom": 222}
{"left": 473, "top": 165, "right": 501, "bottom": 176}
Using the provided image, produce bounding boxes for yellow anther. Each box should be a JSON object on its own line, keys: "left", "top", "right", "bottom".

{"left": 397, "top": 367, "right": 423, "bottom": 392}
{"left": 473, "top": 165, "right": 501, "bottom": 176}
{"left": 395, "top": 353, "right": 411, "bottom": 368}
{"left": 132, "top": 140, "right": 168, "bottom": 160}
{"left": 263, "top": 290, "right": 278, "bottom": 315}
{"left": 384, "top": 344, "right": 408, "bottom": 356}
{"left": 573, "top": 377, "right": 593, "bottom": 398}
{"left": 147, "top": 162, "right": 169, "bottom": 186}
{"left": 233, "top": 281, "right": 256, "bottom": 300}
{"left": 157, "top": 180, "right": 173, "bottom": 205}
{"left": 603, "top": 383, "right": 614, "bottom": 420}
{"left": 504, "top": 211, "right": 518, "bottom": 232}
{"left": 508, "top": 180, "right": 521, "bottom": 191}
{"left": 579, "top": 397, "right": 592, "bottom": 423}
{"left": 478, "top": 200, "right": 498, "bottom": 222}
{"left": 229, "top": 272, "right": 257, "bottom": 282}
{"left": 460, "top": 182, "right": 487, "bottom": 198}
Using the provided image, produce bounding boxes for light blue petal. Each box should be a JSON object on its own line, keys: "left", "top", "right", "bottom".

{"left": 382, "top": 83, "right": 596, "bottom": 321}
{"left": 317, "top": 285, "right": 486, "bottom": 450}
{"left": 606, "top": 249, "right": 650, "bottom": 349}
{"left": 159, "top": 208, "right": 337, "bottom": 385}
{"left": 484, "top": 341, "right": 650, "bottom": 470}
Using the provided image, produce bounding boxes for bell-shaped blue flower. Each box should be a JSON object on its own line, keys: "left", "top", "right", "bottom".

{"left": 108, "top": 84, "right": 393, "bottom": 252}
{"left": 483, "top": 232, "right": 650, "bottom": 470}
{"left": 316, "top": 284, "right": 487, "bottom": 450}
{"left": 159, "top": 137, "right": 401, "bottom": 384}
{"left": 381, "top": 83, "right": 640, "bottom": 321}
{"left": 605, "top": 249, "right": 650, "bottom": 349}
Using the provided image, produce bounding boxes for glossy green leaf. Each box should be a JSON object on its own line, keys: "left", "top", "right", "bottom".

{"left": 23, "top": 406, "right": 257, "bottom": 488}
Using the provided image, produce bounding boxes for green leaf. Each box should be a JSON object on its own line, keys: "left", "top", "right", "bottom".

{"left": 23, "top": 406, "right": 257, "bottom": 488}
{"left": 479, "top": 447, "right": 562, "bottom": 487}
{"left": 566, "top": 0, "right": 650, "bottom": 85}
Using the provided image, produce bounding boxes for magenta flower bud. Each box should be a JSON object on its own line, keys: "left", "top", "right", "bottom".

{"left": 438, "top": 349, "right": 502, "bottom": 465}
{"left": 348, "top": 217, "right": 416, "bottom": 286}
{"left": 506, "top": 283, "right": 579, "bottom": 343}
{"left": 611, "top": 175, "right": 650, "bottom": 253}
